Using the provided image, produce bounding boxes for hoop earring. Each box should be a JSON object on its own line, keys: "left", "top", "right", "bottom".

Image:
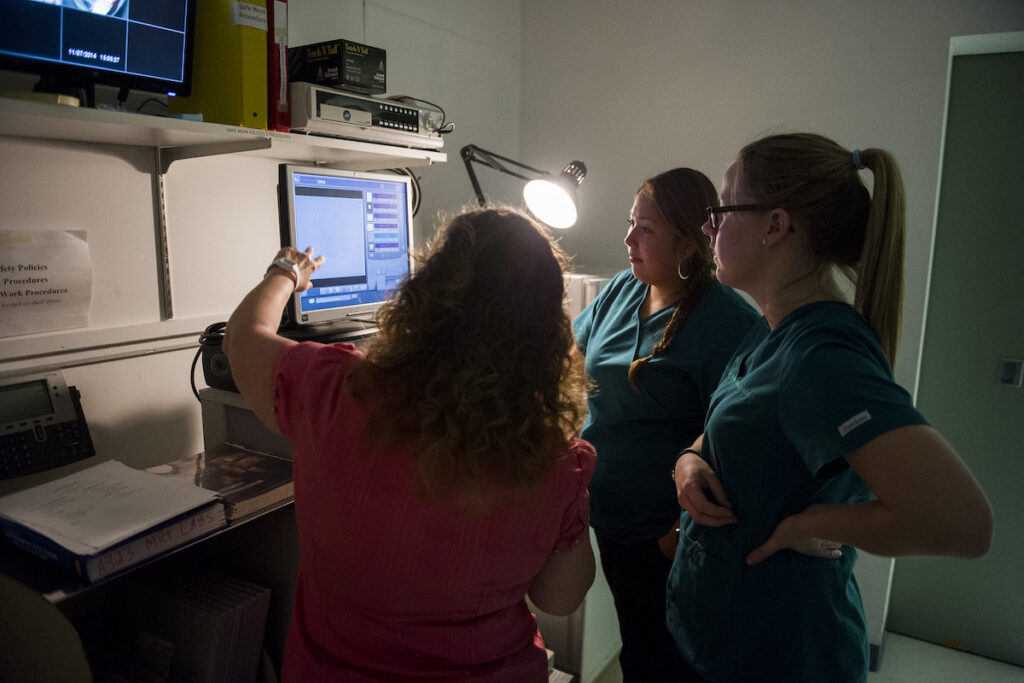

{"left": 677, "top": 260, "right": 691, "bottom": 280}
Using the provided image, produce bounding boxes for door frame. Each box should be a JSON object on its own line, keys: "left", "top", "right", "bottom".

{"left": 913, "top": 30, "right": 1024, "bottom": 397}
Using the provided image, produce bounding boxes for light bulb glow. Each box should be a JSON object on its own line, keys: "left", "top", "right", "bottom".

{"left": 523, "top": 178, "right": 577, "bottom": 229}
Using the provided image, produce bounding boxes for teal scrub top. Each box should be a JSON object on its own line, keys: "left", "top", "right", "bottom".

{"left": 573, "top": 269, "right": 759, "bottom": 543}
{"left": 667, "top": 301, "right": 928, "bottom": 683}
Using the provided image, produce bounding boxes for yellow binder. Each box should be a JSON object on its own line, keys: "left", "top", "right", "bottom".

{"left": 169, "top": 0, "right": 269, "bottom": 129}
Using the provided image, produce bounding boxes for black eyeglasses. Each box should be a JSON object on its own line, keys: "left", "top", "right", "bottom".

{"left": 705, "top": 204, "right": 771, "bottom": 231}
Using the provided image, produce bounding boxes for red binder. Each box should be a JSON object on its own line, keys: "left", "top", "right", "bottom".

{"left": 267, "top": 0, "right": 290, "bottom": 131}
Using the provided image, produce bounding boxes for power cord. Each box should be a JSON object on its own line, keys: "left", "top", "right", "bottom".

{"left": 134, "top": 97, "right": 169, "bottom": 114}
{"left": 192, "top": 322, "right": 227, "bottom": 401}
{"left": 383, "top": 168, "right": 422, "bottom": 216}
{"left": 190, "top": 347, "right": 203, "bottom": 401}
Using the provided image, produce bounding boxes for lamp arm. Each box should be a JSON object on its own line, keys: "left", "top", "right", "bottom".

{"left": 462, "top": 148, "right": 487, "bottom": 205}
{"left": 461, "top": 144, "right": 551, "bottom": 205}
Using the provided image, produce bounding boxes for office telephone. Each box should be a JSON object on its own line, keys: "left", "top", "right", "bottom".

{"left": 0, "top": 370, "right": 96, "bottom": 479}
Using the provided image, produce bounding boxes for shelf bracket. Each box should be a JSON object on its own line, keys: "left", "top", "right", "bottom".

{"left": 150, "top": 138, "right": 273, "bottom": 320}
{"left": 158, "top": 138, "right": 273, "bottom": 174}
{"left": 154, "top": 148, "right": 174, "bottom": 320}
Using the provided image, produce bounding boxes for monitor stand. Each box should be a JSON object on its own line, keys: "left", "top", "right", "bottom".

{"left": 279, "top": 320, "right": 378, "bottom": 346}
{"left": 33, "top": 74, "right": 95, "bottom": 108}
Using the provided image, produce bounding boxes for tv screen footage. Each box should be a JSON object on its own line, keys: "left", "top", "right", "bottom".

{"left": 0, "top": 0, "right": 195, "bottom": 98}
{"left": 278, "top": 164, "right": 415, "bottom": 328}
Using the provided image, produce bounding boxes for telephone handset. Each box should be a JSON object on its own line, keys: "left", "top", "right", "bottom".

{"left": 0, "top": 370, "right": 96, "bottom": 479}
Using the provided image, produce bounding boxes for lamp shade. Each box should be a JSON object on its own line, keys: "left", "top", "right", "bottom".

{"left": 523, "top": 161, "right": 587, "bottom": 229}
{"left": 461, "top": 145, "right": 587, "bottom": 229}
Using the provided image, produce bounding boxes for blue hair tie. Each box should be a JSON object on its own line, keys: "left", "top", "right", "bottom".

{"left": 852, "top": 149, "right": 865, "bottom": 170}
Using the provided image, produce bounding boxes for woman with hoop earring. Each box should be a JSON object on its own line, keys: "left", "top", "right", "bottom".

{"left": 573, "top": 168, "right": 758, "bottom": 682}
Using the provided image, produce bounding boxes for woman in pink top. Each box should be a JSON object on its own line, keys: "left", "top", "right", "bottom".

{"left": 224, "top": 206, "right": 596, "bottom": 681}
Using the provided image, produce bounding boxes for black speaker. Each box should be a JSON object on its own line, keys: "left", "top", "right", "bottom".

{"left": 199, "top": 323, "right": 238, "bottom": 392}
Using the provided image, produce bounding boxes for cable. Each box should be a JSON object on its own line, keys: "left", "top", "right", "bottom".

{"left": 192, "top": 323, "right": 228, "bottom": 402}
{"left": 345, "top": 313, "right": 379, "bottom": 325}
{"left": 134, "top": 97, "right": 168, "bottom": 113}
{"left": 190, "top": 346, "right": 203, "bottom": 401}
{"left": 383, "top": 167, "right": 422, "bottom": 216}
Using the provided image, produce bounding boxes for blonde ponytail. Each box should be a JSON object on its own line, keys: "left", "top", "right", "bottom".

{"left": 737, "top": 133, "right": 908, "bottom": 367}
{"left": 853, "top": 148, "right": 905, "bottom": 366}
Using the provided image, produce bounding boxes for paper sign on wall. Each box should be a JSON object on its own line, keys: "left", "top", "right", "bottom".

{"left": 0, "top": 230, "right": 92, "bottom": 338}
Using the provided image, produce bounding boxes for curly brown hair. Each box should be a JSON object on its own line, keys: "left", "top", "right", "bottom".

{"left": 353, "top": 205, "right": 587, "bottom": 498}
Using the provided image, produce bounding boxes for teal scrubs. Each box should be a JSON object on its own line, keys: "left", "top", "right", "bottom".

{"left": 573, "top": 269, "right": 759, "bottom": 543}
{"left": 667, "top": 301, "right": 928, "bottom": 682}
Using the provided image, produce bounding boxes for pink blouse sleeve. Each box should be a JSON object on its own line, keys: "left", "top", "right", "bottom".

{"left": 552, "top": 439, "right": 597, "bottom": 552}
{"left": 272, "top": 342, "right": 360, "bottom": 435}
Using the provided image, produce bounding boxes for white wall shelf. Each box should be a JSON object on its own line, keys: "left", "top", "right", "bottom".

{"left": 0, "top": 96, "right": 445, "bottom": 370}
{"left": 0, "top": 97, "right": 447, "bottom": 172}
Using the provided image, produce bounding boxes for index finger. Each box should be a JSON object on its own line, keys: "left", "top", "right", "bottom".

{"left": 702, "top": 473, "right": 733, "bottom": 511}
{"left": 681, "top": 489, "right": 737, "bottom": 526}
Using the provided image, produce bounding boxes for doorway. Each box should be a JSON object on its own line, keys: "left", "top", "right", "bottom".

{"left": 887, "top": 33, "right": 1024, "bottom": 666}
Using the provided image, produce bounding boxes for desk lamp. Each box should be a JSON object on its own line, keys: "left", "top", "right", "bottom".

{"left": 460, "top": 144, "right": 586, "bottom": 229}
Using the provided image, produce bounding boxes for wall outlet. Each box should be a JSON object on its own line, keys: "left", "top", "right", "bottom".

{"left": 997, "top": 358, "right": 1023, "bottom": 387}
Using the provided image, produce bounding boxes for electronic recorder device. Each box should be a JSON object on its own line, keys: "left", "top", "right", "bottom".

{"left": 289, "top": 81, "right": 444, "bottom": 149}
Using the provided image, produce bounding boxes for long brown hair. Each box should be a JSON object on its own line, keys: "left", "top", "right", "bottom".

{"left": 737, "top": 133, "right": 906, "bottom": 365}
{"left": 627, "top": 168, "right": 719, "bottom": 389}
{"left": 354, "top": 206, "right": 587, "bottom": 498}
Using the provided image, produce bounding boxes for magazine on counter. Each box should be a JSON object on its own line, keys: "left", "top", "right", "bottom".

{"left": 147, "top": 443, "right": 293, "bottom": 520}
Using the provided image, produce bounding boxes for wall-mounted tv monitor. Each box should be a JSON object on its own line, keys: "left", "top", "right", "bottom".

{"left": 278, "top": 164, "right": 415, "bottom": 330}
{"left": 0, "top": 0, "right": 196, "bottom": 105}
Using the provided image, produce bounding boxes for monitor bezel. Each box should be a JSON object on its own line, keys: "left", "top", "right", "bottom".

{"left": 0, "top": 0, "right": 197, "bottom": 101}
{"left": 277, "top": 163, "right": 416, "bottom": 329}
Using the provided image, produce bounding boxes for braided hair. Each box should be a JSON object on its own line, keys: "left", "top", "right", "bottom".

{"left": 627, "top": 168, "right": 719, "bottom": 390}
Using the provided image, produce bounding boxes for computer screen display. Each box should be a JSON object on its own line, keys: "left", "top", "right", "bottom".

{"left": 278, "top": 164, "right": 414, "bottom": 328}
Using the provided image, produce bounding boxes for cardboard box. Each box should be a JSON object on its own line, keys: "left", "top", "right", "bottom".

{"left": 288, "top": 38, "right": 385, "bottom": 94}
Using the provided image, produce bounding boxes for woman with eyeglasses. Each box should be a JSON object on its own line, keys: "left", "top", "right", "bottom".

{"left": 573, "top": 168, "right": 758, "bottom": 682}
{"left": 668, "top": 133, "right": 992, "bottom": 682}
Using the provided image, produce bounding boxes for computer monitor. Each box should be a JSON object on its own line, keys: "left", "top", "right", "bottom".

{"left": 277, "top": 164, "right": 415, "bottom": 330}
{"left": 0, "top": 0, "right": 196, "bottom": 105}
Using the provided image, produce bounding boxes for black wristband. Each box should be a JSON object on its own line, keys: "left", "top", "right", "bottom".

{"left": 671, "top": 448, "right": 702, "bottom": 479}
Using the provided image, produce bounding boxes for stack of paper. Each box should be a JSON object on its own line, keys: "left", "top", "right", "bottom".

{"left": 0, "top": 460, "right": 226, "bottom": 583}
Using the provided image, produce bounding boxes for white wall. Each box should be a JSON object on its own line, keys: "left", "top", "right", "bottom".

{"left": 288, "top": 0, "right": 525, "bottom": 242}
{"left": 0, "top": 0, "right": 525, "bottom": 483}
{"left": 519, "top": 0, "right": 1024, "bottom": 392}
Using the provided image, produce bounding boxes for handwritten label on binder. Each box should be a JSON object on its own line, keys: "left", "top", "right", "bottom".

{"left": 232, "top": 2, "right": 268, "bottom": 31}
